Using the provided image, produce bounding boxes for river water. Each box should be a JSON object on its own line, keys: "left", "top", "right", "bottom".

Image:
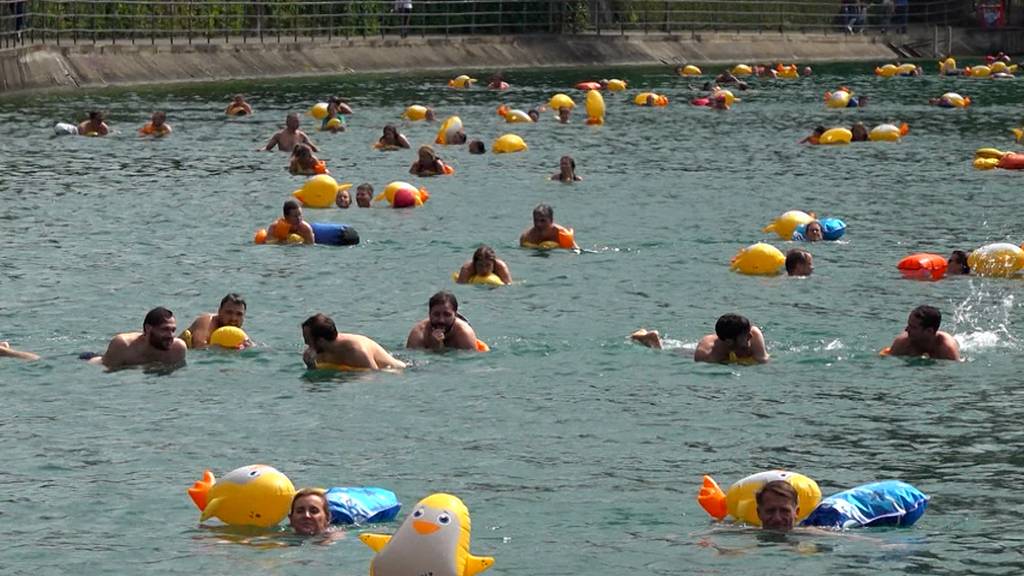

{"left": 2, "top": 63, "right": 1024, "bottom": 575}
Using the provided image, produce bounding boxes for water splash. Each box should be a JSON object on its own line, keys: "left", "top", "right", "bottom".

{"left": 952, "top": 282, "right": 1017, "bottom": 352}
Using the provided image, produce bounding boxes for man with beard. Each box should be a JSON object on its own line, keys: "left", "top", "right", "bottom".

{"left": 405, "top": 291, "right": 480, "bottom": 352}
{"left": 883, "top": 305, "right": 960, "bottom": 361}
{"left": 179, "top": 293, "right": 251, "bottom": 349}
{"left": 88, "top": 307, "right": 187, "bottom": 370}
{"left": 301, "top": 313, "right": 405, "bottom": 370}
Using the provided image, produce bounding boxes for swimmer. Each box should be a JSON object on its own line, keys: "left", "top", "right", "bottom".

{"left": 289, "top": 143, "right": 326, "bottom": 176}
{"left": 785, "top": 248, "right": 814, "bottom": 276}
{"left": 756, "top": 480, "right": 798, "bottom": 531}
{"left": 78, "top": 111, "right": 110, "bottom": 136}
{"left": 947, "top": 250, "right": 971, "bottom": 275}
{"left": 266, "top": 199, "right": 315, "bottom": 244}
{"left": 802, "top": 66, "right": 813, "bottom": 76}
{"left": 329, "top": 96, "right": 354, "bottom": 115}
{"left": 355, "top": 183, "right": 373, "bottom": 208}
{"left": 456, "top": 245, "right": 513, "bottom": 285}
{"left": 551, "top": 155, "right": 582, "bottom": 182}
{"left": 487, "top": 73, "right": 509, "bottom": 90}
{"left": 695, "top": 313, "right": 768, "bottom": 364}
{"left": 557, "top": 107, "right": 571, "bottom": 124}
{"left": 289, "top": 488, "right": 332, "bottom": 536}
{"left": 406, "top": 291, "right": 481, "bottom": 352}
{"left": 335, "top": 187, "right": 352, "bottom": 209}
{"left": 139, "top": 111, "right": 172, "bottom": 137}
{"left": 377, "top": 124, "right": 411, "bottom": 149}
{"left": 301, "top": 313, "right": 406, "bottom": 370}
{"left": 528, "top": 108, "right": 541, "bottom": 122}
{"left": 321, "top": 97, "right": 347, "bottom": 133}
{"left": 261, "top": 112, "right": 318, "bottom": 152}
{"left": 710, "top": 92, "right": 730, "bottom": 110}
{"left": 715, "top": 69, "right": 739, "bottom": 85}
{"left": 225, "top": 94, "right": 253, "bottom": 116}
{"left": 850, "top": 122, "right": 868, "bottom": 142}
{"left": 519, "top": 203, "right": 580, "bottom": 250}
{"left": 0, "top": 341, "right": 39, "bottom": 361}
{"left": 885, "top": 305, "right": 961, "bottom": 361}
{"left": 800, "top": 221, "right": 824, "bottom": 242}
{"left": 87, "top": 307, "right": 187, "bottom": 370}
{"left": 409, "top": 145, "right": 450, "bottom": 177}
{"left": 800, "top": 125, "right": 826, "bottom": 145}
{"left": 468, "top": 140, "right": 486, "bottom": 154}
{"left": 929, "top": 94, "right": 969, "bottom": 108}
{"left": 178, "top": 293, "right": 250, "bottom": 350}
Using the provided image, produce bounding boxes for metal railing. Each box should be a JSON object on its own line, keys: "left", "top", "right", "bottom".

{"left": 0, "top": 0, "right": 972, "bottom": 48}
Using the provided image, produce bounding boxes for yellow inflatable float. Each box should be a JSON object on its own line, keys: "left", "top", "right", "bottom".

{"left": 965, "top": 65, "right": 992, "bottom": 78}
{"left": 187, "top": 464, "right": 296, "bottom": 528}
{"left": 496, "top": 105, "right": 532, "bottom": 123}
{"left": 293, "top": 175, "right": 352, "bottom": 209}
{"left": 869, "top": 123, "right": 909, "bottom": 142}
{"left": 698, "top": 470, "right": 822, "bottom": 526}
{"left": 549, "top": 93, "right": 575, "bottom": 110}
{"left": 449, "top": 74, "right": 477, "bottom": 89}
{"left": 209, "top": 326, "right": 249, "bottom": 349}
{"left": 776, "top": 64, "right": 800, "bottom": 79}
{"left": 435, "top": 116, "right": 464, "bottom": 145}
{"left": 732, "top": 64, "right": 752, "bottom": 76}
{"left": 714, "top": 89, "right": 737, "bottom": 107}
{"left": 309, "top": 102, "right": 328, "bottom": 120}
{"left": 633, "top": 92, "right": 669, "bottom": 107}
{"left": 679, "top": 64, "right": 702, "bottom": 76}
{"left": 824, "top": 89, "right": 852, "bottom": 109}
{"left": 968, "top": 243, "right": 1024, "bottom": 277}
{"left": 875, "top": 63, "right": 898, "bottom": 77}
{"left": 606, "top": 79, "right": 627, "bottom": 91}
{"left": 492, "top": 133, "right": 527, "bottom": 153}
{"left": 403, "top": 105, "right": 431, "bottom": 121}
{"left": 939, "top": 57, "right": 958, "bottom": 75}
{"left": 731, "top": 243, "right": 785, "bottom": 275}
{"left": 819, "top": 127, "right": 853, "bottom": 145}
{"left": 452, "top": 272, "right": 505, "bottom": 286}
{"left": 763, "top": 210, "right": 815, "bottom": 239}
{"left": 375, "top": 181, "right": 430, "bottom": 208}
{"left": 585, "top": 90, "right": 605, "bottom": 125}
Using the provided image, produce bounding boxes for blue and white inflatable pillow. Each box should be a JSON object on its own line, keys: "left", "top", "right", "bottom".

{"left": 800, "top": 480, "right": 928, "bottom": 529}
{"left": 326, "top": 487, "right": 401, "bottom": 525}
{"left": 792, "top": 217, "right": 847, "bottom": 241}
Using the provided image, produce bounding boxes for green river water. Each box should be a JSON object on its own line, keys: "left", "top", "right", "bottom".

{"left": 2, "top": 63, "right": 1024, "bottom": 575}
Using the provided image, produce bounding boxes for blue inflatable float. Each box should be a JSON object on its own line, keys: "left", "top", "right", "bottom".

{"left": 311, "top": 222, "right": 359, "bottom": 246}
{"left": 800, "top": 480, "right": 928, "bottom": 529}
{"left": 793, "top": 217, "right": 846, "bottom": 241}
{"left": 326, "top": 486, "right": 401, "bottom": 525}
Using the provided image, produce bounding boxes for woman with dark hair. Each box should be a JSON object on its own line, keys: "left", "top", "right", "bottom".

{"left": 455, "top": 245, "right": 513, "bottom": 285}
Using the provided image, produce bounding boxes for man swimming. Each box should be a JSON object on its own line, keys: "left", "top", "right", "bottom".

{"left": 139, "top": 111, "right": 172, "bottom": 137}
{"left": 756, "top": 481, "right": 799, "bottom": 531}
{"left": 785, "top": 248, "right": 814, "bottom": 276}
{"left": 225, "top": 94, "right": 253, "bottom": 116}
{"left": 88, "top": 307, "right": 187, "bottom": 370}
{"left": 406, "top": 291, "right": 481, "bottom": 352}
{"left": 78, "top": 111, "right": 110, "bottom": 136}
{"left": 179, "top": 293, "right": 250, "bottom": 349}
{"left": 265, "top": 200, "right": 315, "bottom": 244}
{"left": 302, "top": 313, "right": 406, "bottom": 370}
{"left": 632, "top": 314, "right": 768, "bottom": 363}
{"left": 519, "top": 203, "right": 579, "bottom": 250}
{"left": 884, "top": 305, "right": 961, "bottom": 361}
{"left": 262, "top": 113, "right": 318, "bottom": 152}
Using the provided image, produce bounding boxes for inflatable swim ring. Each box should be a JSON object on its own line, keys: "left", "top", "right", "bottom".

{"left": 293, "top": 176, "right": 351, "bottom": 209}
{"left": 254, "top": 220, "right": 309, "bottom": 245}
{"left": 403, "top": 105, "right": 430, "bottom": 121}
{"left": 452, "top": 272, "right": 505, "bottom": 286}
{"left": 731, "top": 242, "right": 785, "bottom": 275}
{"left": 763, "top": 210, "right": 815, "bottom": 239}
{"left": 801, "top": 480, "right": 928, "bottom": 529}
{"left": 869, "top": 123, "right": 909, "bottom": 142}
{"left": 698, "top": 470, "right": 821, "bottom": 526}
{"left": 310, "top": 102, "right": 329, "bottom": 120}
{"left": 897, "top": 253, "right": 948, "bottom": 280}
{"left": 680, "top": 64, "right": 702, "bottom": 76}
{"left": 522, "top": 228, "right": 576, "bottom": 250}
{"left": 375, "top": 181, "right": 430, "bottom": 208}
{"left": 449, "top": 75, "right": 477, "bottom": 89}
{"left": 549, "top": 93, "right": 575, "bottom": 110}
{"left": 793, "top": 217, "right": 847, "bottom": 241}
{"left": 968, "top": 242, "right": 1024, "bottom": 277}
{"left": 634, "top": 92, "right": 669, "bottom": 106}
{"left": 209, "top": 326, "right": 248, "bottom": 349}
{"left": 606, "top": 79, "right": 627, "bottom": 91}
{"left": 732, "top": 64, "right": 752, "bottom": 76}
{"left": 187, "top": 465, "right": 295, "bottom": 528}
{"left": 492, "top": 133, "right": 527, "bottom": 153}
{"left": 435, "top": 116, "right": 464, "bottom": 145}
{"left": 819, "top": 127, "right": 853, "bottom": 145}
{"left": 585, "top": 90, "right": 605, "bottom": 125}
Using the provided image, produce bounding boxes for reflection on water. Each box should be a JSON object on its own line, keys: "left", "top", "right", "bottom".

{"left": 2, "top": 62, "right": 1024, "bottom": 574}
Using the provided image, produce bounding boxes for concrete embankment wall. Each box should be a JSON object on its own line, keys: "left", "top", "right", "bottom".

{"left": 0, "top": 32, "right": 897, "bottom": 95}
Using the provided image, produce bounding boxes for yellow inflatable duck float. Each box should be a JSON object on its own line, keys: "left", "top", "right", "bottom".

{"left": 360, "top": 493, "right": 494, "bottom": 576}
{"left": 375, "top": 181, "right": 430, "bottom": 208}
{"left": 187, "top": 464, "right": 295, "bottom": 527}
{"left": 698, "top": 470, "right": 821, "bottom": 526}
{"left": 293, "top": 175, "right": 352, "bottom": 209}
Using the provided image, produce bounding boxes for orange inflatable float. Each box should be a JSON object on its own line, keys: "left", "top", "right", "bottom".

{"left": 897, "top": 253, "right": 948, "bottom": 280}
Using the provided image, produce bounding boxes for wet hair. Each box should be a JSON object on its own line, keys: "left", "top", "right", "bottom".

{"left": 533, "top": 203, "right": 554, "bottom": 220}
{"left": 417, "top": 145, "right": 438, "bottom": 162}
{"left": 382, "top": 124, "right": 398, "bottom": 138}
{"left": 949, "top": 250, "right": 970, "bottom": 274}
{"left": 560, "top": 155, "right": 576, "bottom": 171}
{"left": 472, "top": 245, "right": 496, "bottom": 265}
{"left": 812, "top": 125, "right": 826, "bottom": 136}
{"left": 233, "top": 94, "right": 244, "bottom": 101}
{"left": 756, "top": 480, "right": 798, "bottom": 508}
{"left": 428, "top": 290, "right": 458, "bottom": 312}
{"left": 143, "top": 306, "right": 174, "bottom": 328}
{"left": 356, "top": 183, "right": 373, "bottom": 195}
{"left": 152, "top": 111, "right": 167, "bottom": 123}
{"left": 292, "top": 143, "right": 313, "bottom": 158}
{"left": 219, "top": 293, "right": 246, "bottom": 310}
{"left": 528, "top": 109, "right": 540, "bottom": 121}
{"left": 785, "top": 248, "right": 812, "bottom": 275}
{"left": 286, "top": 112, "right": 300, "bottom": 123}
{"left": 715, "top": 313, "right": 751, "bottom": 341}
{"left": 851, "top": 122, "right": 868, "bottom": 142}
{"left": 290, "top": 488, "right": 332, "bottom": 523}
{"left": 283, "top": 199, "right": 302, "bottom": 217}
{"left": 910, "top": 305, "right": 941, "bottom": 331}
{"left": 468, "top": 140, "right": 486, "bottom": 154}
{"left": 89, "top": 111, "right": 103, "bottom": 121}
{"left": 302, "top": 313, "right": 338, "bottom": 341}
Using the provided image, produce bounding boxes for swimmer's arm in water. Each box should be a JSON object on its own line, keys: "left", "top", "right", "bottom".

{"left": 298, "top": 221, "right": 316, "bottom": 244}
{"left": 261, "top": 132, "right": 282, "bottom": 151}
{"left": 518, "top": 229, "right": 531, "bottom": 246}
{"left": 0, "top": 342, "right": 40, "bottom": 361}
{"left": 447, "top": 322, "right": 478, "bottom": 351}
{"left": 375, "top": 346, "right": 407, "bottom": 369}
{"left": 494, "top": 259, "right": 513, "bottom": 283}
{"left": 337, "top": 102, "right": 354, "bottom": 115}
{"left": 630, "top": 329, "right": 664, "bottom": 349}
{"left": 455, "top": 262, "right": 474, "bottom": 284}
{"left": 749, "top": 326, "right": 770, "bottom": 363}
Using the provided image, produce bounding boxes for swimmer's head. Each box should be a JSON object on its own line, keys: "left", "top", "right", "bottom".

{"left": 532, "top": 203, "right": 554, "bottom": 229}
{"left": 335, "top": 187, "right": 351, "bottom": 209}
{"left": 232, "top": 94, "right": 245, "bottom": 103}
{"left": 355, "top": 183, "right": 373, "bottom": 208}
{"left": 528, "top": 109, "right": 540, "bottom": 122}
{"left": 802, "top": 66, "right": 813, "bottom": 76}
{"left": 558, "top": 107, "right": 571, "bottom": 123}
{"left": 283, "top": 199, "right": 303, "bottom": 225}
{"left": 217, "top": 293, "right": 247, "bottom": 328}
{"left": 428, "top": 290, "right": 459, "bottom": 332}
{"left": 88, "top": 110, "right": 104, "bottom": 122}
{"left": 812, "top": 125, "right": 826, "bottom": 137}
{"left": 804, "top": 221, "right": 824, "bottom": 242}
{"left": 302, "top": 313, "right": 339, "bottom": 352}
{"left": 785, "top": 248, "right": 813, "bottom": 277}
{"left": 418, "top": 145, "right": 438, "bottom": 163}
{"left": 851, "top": 122, "right": 868, "bottom": 142}
{"left": 292, "top": 143, "right": 313, "bottom": 159}
{"left": 286, "top": 113, "right": 300, "bottom": 130}
{"left": 151, "top": 111, "right": 167, "bottom": 126}
{"left": 468, "top": 140, "right": 486, "bottom": 154}
{"left": 289, "top": 488, "right": 331, "bottom": 536}
{"left": 646, "top": 94, "right": 656, "bottom": 106}
{"left": 756, "top": 480, "right": 798, "bottom": 531}
{"left": 472, "top": 245, "right": 497, "bottom": 276}
{"left": 906, "top": 305, "right": 941, "bottom": 343}
{"left": 560, "top": 155, "right": 575, "bottom": 173}
{"left": 714, "top": 313, "right": 751, "bottom": 348}
{"left": 143, "top": 306, "right": 177, "bottom": 351}
{"left": 382, "top": 124, "right": 398, "bottom": 139}
{"left": 425, "top": 108, "right": 436, "bottom": 122}
{"left": 948, "top": 250, "right": 970, "bottom": 275}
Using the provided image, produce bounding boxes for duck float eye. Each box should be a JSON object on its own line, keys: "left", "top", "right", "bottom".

{"left": 412, "top": 508, "right": 425, "bottom": 518}
{"left": 437, "top": 513, "right": 451, "bottom": 525}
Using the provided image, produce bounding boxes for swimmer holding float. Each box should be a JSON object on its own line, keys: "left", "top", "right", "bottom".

{"left": 302, "top": 313, "right": 406, "bottom": 371}
{"left": 519, "top": 203, "right": 579, "bottom": 251}
{"left": 631, "top": 313, "right": 769, "bottom": 364}
{"left": 225, "top": 94, "right": 253, "bottom": 116}
{"left": 455, "top": 245, "right": 513, "bottom": 286}
{"left": 179, "top": 293, "right": 251, "bottom": 350}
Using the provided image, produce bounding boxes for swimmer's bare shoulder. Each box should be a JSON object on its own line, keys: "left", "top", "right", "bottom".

{"left": 693, "top": 334, "right": 718, "bottom": 362}
{"left": 934, "top": 331, "right": 961, "bottom": 361}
